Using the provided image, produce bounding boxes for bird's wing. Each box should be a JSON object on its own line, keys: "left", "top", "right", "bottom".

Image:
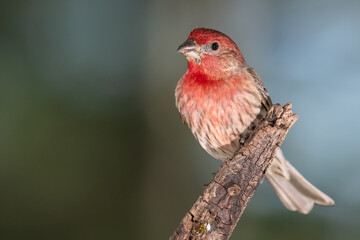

{"left": 247, "top": 67, "right": 272, "bottom": 111}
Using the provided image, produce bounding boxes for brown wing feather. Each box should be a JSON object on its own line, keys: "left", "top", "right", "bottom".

{"left": 247, "top": 67, "right": 272, "bottom": 111}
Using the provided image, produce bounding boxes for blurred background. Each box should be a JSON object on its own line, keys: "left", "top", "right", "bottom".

{"left": 0, "top": 0, "right": 359, "bottom": 239}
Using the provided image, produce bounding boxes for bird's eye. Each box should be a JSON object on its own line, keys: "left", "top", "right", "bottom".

{"left": 211, "top": 42, "right": 219, "bottom": 51}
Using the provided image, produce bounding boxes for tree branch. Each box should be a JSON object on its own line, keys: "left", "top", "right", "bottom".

{"left": 170, "top": 103, "right": 298, "bottom": 240}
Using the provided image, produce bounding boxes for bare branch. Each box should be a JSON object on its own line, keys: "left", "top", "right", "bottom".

{"left": 170, "top": 103, "right": 298, "bottom": 240}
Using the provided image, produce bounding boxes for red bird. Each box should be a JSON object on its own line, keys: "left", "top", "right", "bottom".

{"left": 176, "top": 28, "right": 334, "bottom": 214}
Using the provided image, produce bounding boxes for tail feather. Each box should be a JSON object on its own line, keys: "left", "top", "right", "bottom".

{"left": 265, "top": 149, "right": 335, "bottom": 214}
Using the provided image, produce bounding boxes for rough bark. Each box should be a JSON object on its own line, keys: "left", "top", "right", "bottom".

{"left": 170, "top": 103, "right": 298, "bottom": 240}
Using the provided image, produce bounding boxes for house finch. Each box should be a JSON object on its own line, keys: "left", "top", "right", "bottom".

{"left": 175, "top": 28, "right": 334, "bottom": 214}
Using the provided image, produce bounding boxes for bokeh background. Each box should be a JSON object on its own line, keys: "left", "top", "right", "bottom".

{"left": 1, "top": 0, "right": 359, "bottom": 239}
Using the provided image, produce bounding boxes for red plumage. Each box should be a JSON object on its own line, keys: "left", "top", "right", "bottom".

{"left": 176, "top": 28, "right": 334, "bottom": 214}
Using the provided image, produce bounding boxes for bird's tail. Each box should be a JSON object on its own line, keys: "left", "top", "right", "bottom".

{"left": 265, "top": 149, "right": 335, "bottom": 214}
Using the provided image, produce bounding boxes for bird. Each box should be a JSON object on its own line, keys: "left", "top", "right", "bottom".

{"left": 175, "top": 28, "right": 334, "bottom": 214}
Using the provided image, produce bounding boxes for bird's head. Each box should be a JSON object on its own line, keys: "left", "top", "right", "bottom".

{"left": 177, "top": 28, "right": 246, "bottom": 80}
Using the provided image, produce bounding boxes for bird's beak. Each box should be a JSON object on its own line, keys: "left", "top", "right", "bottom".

{"left": 177, "top": 39, "right": 200, "bottom": 60}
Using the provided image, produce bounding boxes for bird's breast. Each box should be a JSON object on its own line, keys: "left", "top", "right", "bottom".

{"left": 176, "top": 74, "right": 263, "bottom": 160}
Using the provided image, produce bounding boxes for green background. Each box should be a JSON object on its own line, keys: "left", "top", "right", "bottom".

{"left": 0, "top": 0, "right": 359, "bottom": 239}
